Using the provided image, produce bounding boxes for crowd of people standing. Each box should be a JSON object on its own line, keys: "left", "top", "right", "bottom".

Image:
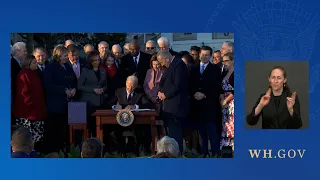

{"left": 10, "top": 36, "right": 234, "bottom": 158}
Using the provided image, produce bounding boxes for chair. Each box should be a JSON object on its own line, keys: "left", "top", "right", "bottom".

{"left": 68, "top": 102, "right": 88, "bottom": 145}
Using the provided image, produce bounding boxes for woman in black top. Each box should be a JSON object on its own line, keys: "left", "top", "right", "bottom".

{"left": 246, "top": 66, "right": 302, "bottom": 129}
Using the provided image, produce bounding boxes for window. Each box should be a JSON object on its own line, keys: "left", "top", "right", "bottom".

{"left": 173, "top": 33, "right": 197, "bottom": 41}
{"left": 212, "top": 33, "right": 234, "bottom": 39}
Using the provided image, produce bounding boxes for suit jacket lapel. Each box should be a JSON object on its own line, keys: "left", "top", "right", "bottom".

{"left": 132, "top": 91, "right": 139, "bottom": 104}
{"left": 98, "top": 68, "right": 105, "bottom": 85}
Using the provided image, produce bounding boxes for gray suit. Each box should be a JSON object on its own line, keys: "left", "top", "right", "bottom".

{"left": 77, "top": 68, "right": 108, "bottom": 107}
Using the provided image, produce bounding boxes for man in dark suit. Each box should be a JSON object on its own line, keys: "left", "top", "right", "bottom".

{"left": 67, "top": 44, "right": 87, "bottom": 100}
{"left": 11, "top": 126, "right": 35, "bottom": 158}
{"left": 109, "top": 75, "right": 151, "bottom": 155}
{"left": 189, "top": 46, "right": 222, "bottom": 157}
{"left": 33, "top": 47, "right": 49, "bottom": 83}
{"left": 120, "top": 40, "right": 151, "bottom": 87}
{"left": 111, "top": 44, "right": 123, "bottom": 70}
{"left": 11, "top": 42, "right": 27, "bottom": 127}
{"left": 157, "top": 50, "right": 190, "bottom": 153}
{"left": 157, "top": 37, "right": 178, "bottom": 56}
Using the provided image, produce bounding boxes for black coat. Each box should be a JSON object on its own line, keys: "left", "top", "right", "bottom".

{"left": 159, "top": 56, "right": 190, "bottom": 118}
{"left": 189, "top": 63, "right": 222, "bottom": 123}
{"left": 246, "top": 88, "right": 302, "bottom": 129}
{"left": 120, "top": 52, "right": 152, "bottom": 87}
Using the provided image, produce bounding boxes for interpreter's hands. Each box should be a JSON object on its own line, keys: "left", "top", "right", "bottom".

{"left": 287, "top": 92, "right": 296, "bottom": 110}
{"left": 259, "top": 88, "right": 271, "bottom": 107}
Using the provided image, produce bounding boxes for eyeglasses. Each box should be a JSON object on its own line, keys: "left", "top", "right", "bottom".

{"left": 146, "top": 47, "right": 156, "bottom": 50}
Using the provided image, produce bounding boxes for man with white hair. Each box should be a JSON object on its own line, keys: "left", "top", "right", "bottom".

{"left": 33, "top": 47, "right": 48, "bottom": 82}
{"left": 157, "top": 37, "right": 178, "bottom": 56}
{"left": 109, "top": 75, "right": 151, "bottom": 155}
{"left": 111, "top": 44, "right": 122, "bottom": 69}
{"left": 145, "top": 40, "right": 157, "bottom": 55}
{"left": 157, "top": 50, "right": 189, "bottom": 153}
{"left": 65, "top": 39, "right": 74, "bottom": 48}
{"left": 98, "top": 41, "right": 109, "bottom": 59}
{"left": 11, "top": 42, "right": 27, "bottom": 100}
{"left": 123, "top": 43, "right": 130, "bottom": 55}
{"left": 153, "top": 136, "right": 180, "bottom": 158}
{"left": 11, "top": 42, "right": 28, "bottom": 128}
{"left": 83, "top": 44, "right": 94, "bottom": 56}
{"left": 220, "top": 41, "right": 234, "bottom": 56}
{"left": 220, "top": 41, "right": 234, "bottom": 77}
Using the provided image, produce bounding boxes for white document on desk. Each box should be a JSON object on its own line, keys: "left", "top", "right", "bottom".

{"left": 111, "top": 108, "right": 154, "bottom": 112}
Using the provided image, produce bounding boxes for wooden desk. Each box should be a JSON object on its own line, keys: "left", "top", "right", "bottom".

{"left": 93, "top": 110, "right": 158, "bottom": 155}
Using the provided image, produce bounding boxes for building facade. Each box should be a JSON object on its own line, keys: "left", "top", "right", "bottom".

{"left": 126, "top": 33, "right": 234, "bottom": 52}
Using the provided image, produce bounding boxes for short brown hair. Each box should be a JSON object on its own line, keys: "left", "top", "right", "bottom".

{"left": 21, "top": 55, "right": 35, "bottom": 69}
{"left": 149, "top": 55, "right": 158, "bottom": 68}
{"left": 67, "top": 44, "right": 80, "bottom": 53}
{"left": 52, "top": 46, "right": 68, "bottom": 62}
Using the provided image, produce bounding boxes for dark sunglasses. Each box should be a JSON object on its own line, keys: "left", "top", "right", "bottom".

{"left": 146, "top": 47, "right": 156, "bottom": 50}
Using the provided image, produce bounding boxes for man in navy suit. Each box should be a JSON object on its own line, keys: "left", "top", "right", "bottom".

{"left": 189, "top": 46, "right": 222, "bottom": 157}
{"left": 33, "top": 47, "right": 48, "bottom": 84}
{"left": 157, "top": 50, "right": 190, "bottom": 153}
{"left": 11, "top": 126, "right": 35, "bottom": 158}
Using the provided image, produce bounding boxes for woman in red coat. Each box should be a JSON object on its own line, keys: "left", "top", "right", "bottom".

{"left": 13, "top": 55, "right": 46, "bottom": 152}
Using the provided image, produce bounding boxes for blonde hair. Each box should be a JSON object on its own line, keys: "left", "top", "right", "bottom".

{"left": 52, "top": 46, "right": 68, "bottom": 62}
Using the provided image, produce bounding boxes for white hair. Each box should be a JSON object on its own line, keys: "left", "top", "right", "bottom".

{"left": 84, "top": 44, "right": 94, "bottom": 49}
{"left": 157, "top": 37, "right": 170, "bottom": 47}
{"left": 112, "top": 44, "right": 122, "bottom": 52}
{"left": 12, "top": 42, "right": 26, "bottom": 56}
{"left": 65, "top": 39, "right": 74, "bottom": 47}
{"left": 123, "top": 43, "right": 130, "bottom": 49}
{"left": 126, "top": 75, "right": 138, "bottom": 86}
{"left": 157, "top": 136, "right": 180, "bottom": 157}
{"left": 146, "top": 40, "right": 156, "bottom": 46}
{"left": 157, "top": 50, "right": 172, "bottom": 59}
{"left": 98, "top": 41, "right": 109, "bottom": 48}
{"left": 223, "top": 41, "right": 234, "bottom": 51}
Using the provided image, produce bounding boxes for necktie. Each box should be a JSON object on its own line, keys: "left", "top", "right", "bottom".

{"left": 134, "top": 57, "right": 137, "bottom": 66}
{"left": 73, "top": 63, "right": 79, "bottom": 78}
{"left": 127, "top": 93, "right": 132, "bottom": 103}
{"left": 41, "top": 65, "right": 45, "bottom": 71}
{"left": 200, "top": 64, "right": 205, "bottom": 74}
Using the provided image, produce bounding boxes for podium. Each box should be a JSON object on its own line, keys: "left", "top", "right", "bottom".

{"left": 92, "top": 110, "right": 158, "bottom": 155}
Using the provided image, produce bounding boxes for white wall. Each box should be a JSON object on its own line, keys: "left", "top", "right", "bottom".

{"left": 160, "top": 33, "right": 234, "bottom": 52}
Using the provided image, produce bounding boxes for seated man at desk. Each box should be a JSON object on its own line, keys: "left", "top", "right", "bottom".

{"left": 109, "top": 75, "right": 152, "bottom": 155}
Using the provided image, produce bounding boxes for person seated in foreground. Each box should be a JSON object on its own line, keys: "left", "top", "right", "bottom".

{"left": 81, "top": 138, "right": 103, "bottom": 158}
{"left": 11, "top": 126, "right": 36, "bottom": 158}
{"left": 109, "top": 75, "right": 152, "bottom": 156}
{"left": 152, "top": 136, "right": 180, "bottom": 158}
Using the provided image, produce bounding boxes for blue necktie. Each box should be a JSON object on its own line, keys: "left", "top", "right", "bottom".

{"left": 200, "top": 64, "right": 205, "bottom": 74}
{"left": 134, "top": 57, "right": 137, "bottom": 66}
